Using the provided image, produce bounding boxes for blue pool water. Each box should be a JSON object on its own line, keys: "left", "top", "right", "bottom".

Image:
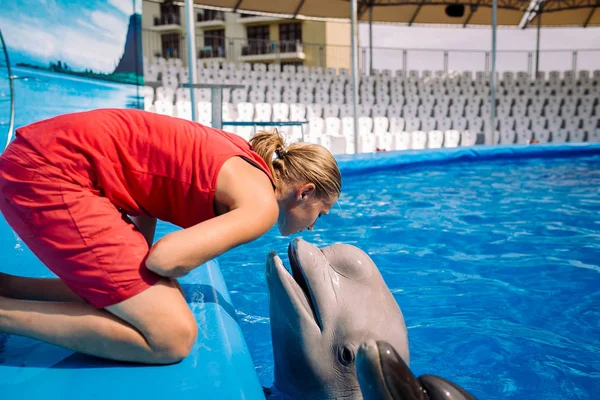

{"left": 213, "top": 154, "right": 600, "bottom": 399}
{"left": 1, "top": 149, "right": 598, "bottom": 399}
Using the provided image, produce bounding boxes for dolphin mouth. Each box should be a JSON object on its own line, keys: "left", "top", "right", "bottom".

{"left": 287, "top": 241, "right": 322, "bottom": 330}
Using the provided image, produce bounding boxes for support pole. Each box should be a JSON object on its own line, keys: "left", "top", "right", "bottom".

{"left": 184, "top": 0, "right": 198, "bottom": 122}
{"left": 535, "top": 5, "right": 542, "bottom": 78}
{"left": 211, "top": 88, "right": 223, "bottom": 129}
{"left": 369, "top": 4, "right": 373, "bottom": 75}
{"left": 350, "top": 0, "right": 359, "bottom": 153}
{"left": 490, "top": 0, "right": 497, "bottom": 146}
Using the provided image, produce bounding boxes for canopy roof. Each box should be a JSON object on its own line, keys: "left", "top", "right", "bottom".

{"left": 191, "top": 0, "right": 600, "bottom": 27}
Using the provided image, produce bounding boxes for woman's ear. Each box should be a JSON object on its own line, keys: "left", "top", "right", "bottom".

{"left": 299, "top": 183, "right": 316, "bottom": 200}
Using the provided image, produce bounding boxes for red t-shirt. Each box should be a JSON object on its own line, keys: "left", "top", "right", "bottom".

{"left": 15, "top": 108, "right": 274, "bottom": 228}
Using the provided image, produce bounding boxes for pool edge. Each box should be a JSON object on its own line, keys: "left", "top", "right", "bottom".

{"left": 336, "top": 143, "right": 600, "bottom": 176}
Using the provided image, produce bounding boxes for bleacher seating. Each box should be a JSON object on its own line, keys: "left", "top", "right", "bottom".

{"left": 142, "top": 56, "right": 600, "bottom": 155}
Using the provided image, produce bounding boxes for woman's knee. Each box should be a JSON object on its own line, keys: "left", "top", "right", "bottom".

{"left": 105, "top": 279, "right": 198, "bottom": 364}
{"left": 149, "top": 313, "right": 198, "bottom": 363}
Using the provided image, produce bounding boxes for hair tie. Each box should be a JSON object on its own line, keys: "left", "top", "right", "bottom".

{"left": 273, "top": 146, "right": 285, "bottom": 161}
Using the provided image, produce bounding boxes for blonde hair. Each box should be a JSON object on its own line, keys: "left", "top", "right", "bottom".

{"left": 249, "top": 129, "right": 342, "bottom": 199}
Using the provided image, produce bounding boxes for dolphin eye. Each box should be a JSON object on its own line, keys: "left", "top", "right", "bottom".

{"left": 338, "top": 346, "right": 355, "bottom": 366}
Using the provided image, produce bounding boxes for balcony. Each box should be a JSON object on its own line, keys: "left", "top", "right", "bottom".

{"left": 196, "top": 10, "right": 226, "bottom": 28}
{"left": 198, "top": 45, "right": 226, "bottom": 63}
{"left": 237, "top": 13, "right": 279, "bottom": 24}
{"left": 149, "top": 14, "right": 182, "bottom": 32}
{"left": 240, "top": 40, "right": 306, "bottom": 63}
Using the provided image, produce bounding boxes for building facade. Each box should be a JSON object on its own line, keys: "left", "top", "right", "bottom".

{"left": 142, "top": 0, "right": 351, "bottom": 70}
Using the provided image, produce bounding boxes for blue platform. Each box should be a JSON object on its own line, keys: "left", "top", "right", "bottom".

{"left": 0, "top": 260, "right": 265, "bottom": 400}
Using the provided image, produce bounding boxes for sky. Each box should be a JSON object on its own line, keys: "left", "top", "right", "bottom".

{"left": 358, "top": 24, "right": 600, "bottom": 74}
{"left": 0, "top": 0, "right": 142, "bottom": 73}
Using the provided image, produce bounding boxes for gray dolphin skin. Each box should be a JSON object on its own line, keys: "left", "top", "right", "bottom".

{"left": 357, "top": 340, "right": 475, "bottom": 400}
{"left": 265, "top": 238, "right": 409, "bottom": 399}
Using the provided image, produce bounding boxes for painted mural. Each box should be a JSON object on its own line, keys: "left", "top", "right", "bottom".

{"left": 0, "top": 0, "right": 144, "bottom": 139}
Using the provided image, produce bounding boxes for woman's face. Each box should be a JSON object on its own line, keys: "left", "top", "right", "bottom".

{"left": 277, "top": 184, "right": 337, "bottom": 236}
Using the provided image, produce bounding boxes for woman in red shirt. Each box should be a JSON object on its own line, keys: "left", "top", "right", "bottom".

{"left": 0, "top": 108, "right": 341, "bottom": 364}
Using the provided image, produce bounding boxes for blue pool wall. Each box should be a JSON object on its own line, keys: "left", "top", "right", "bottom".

{"left": 336, "top": 143, "right": 600, "bottom": 176}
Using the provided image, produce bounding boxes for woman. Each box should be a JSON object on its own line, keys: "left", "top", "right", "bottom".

{"left": 0, "top": 108, "right": 341, "bottom": 364}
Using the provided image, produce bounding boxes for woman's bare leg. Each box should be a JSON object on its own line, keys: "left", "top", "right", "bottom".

{"left": 0, "top": 279, "right": 197, "bottom": 364}
{"left": 0, "top": 272, "right": 83, "bottom": 302}
{"left": 0, "top": 272, "right": 185, "bottom": 302}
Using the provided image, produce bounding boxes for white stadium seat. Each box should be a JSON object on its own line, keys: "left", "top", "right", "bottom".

{"left": 143, "top": 59, "right": 600, "bottom": 153}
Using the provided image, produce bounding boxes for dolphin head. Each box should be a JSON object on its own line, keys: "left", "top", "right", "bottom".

{"left": 266, "top": 238, "right": 409, "bottom": 399}
{"left": 356, "top": 340, "right": 475, "bottom": 400}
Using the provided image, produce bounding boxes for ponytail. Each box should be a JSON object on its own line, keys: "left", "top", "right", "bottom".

{"left": 249, "top": 129, "right": 342, "bottom": 199}
{"left": 248, "top": 130, "right": 286, "bottom": 182}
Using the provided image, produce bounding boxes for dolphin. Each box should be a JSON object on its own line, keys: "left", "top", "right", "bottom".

{"left": 357, "top": 340, "right": 475, "bottom": 400}
{"left": 265, "top": 238, "right": 409, "bottom": 399}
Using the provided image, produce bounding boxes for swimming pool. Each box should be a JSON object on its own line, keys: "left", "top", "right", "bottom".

{"left": 1, "top": 144, "right": 600, "bottom": 399}
{"left": 213, "top": 147, "right": 600, "bottom": 399}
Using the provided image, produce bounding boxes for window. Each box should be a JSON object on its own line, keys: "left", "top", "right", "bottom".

{"left": 161, "top": 33, "right": 181, "bottom": 59}
{"left": 157, "top": 0, "right": 180, "bottom": 25}
{"left": 279, "top": 23, "right": 302, "bottom": 43}
{"left": 205, "top": 30, "right": 225, "bottom": 50}
{"left": 279, "top": 23, "right": 302, "bottom": 53}
{"left": 201, "top": 30, "right": 225, "bottom": 58}
{"left": 247, "top": 25, "right": 270, "bottom": 41}
{"left": 245, "top": 25, "right": 270, "bottom": 55}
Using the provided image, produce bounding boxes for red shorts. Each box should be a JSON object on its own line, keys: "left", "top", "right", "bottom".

{"left": 0, "top": 136, "right": 160, "bottom": 308}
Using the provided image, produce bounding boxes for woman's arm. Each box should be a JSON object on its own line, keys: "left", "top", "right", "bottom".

{"left": 145, "top": 157, "right": 278, "bottom": 278}
{"left": 145, "top": 201, "right": 277, "bottom": 278}
{"left": 130, "top": 215, "right": 157, "bottom": 246}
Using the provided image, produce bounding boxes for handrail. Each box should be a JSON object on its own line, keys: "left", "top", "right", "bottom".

{"left": 0, "top": 28, "right": 14, "bottom": 150}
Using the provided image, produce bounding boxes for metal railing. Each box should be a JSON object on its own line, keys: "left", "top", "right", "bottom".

{"left": 142, "top": 29, "right": 600, "bottom": 76}
{"left": 240, "top": 39, "right": 302, "bottom": 56}
{"left": 358, "top": 46, "right": 600, "bottom": 77}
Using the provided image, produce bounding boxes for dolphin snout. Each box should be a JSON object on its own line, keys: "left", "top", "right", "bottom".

{"left": 288, "top": 238, "right": 319, "bottom": 256}
{"left": 288, "top": 238, "right": 315, "bottom": 262}
{"left": 289, "top": 237, "right": 305, "bottom": 248}
{"left": 357, "top": 340, "right": 394, "bottom": 400}
{"left": 357, "top": 340, "right": 379, "bottom": 361}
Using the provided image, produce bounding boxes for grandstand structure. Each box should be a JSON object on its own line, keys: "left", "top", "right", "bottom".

{"left": 142, "top": 56, "right": 600, "bottom": 154}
